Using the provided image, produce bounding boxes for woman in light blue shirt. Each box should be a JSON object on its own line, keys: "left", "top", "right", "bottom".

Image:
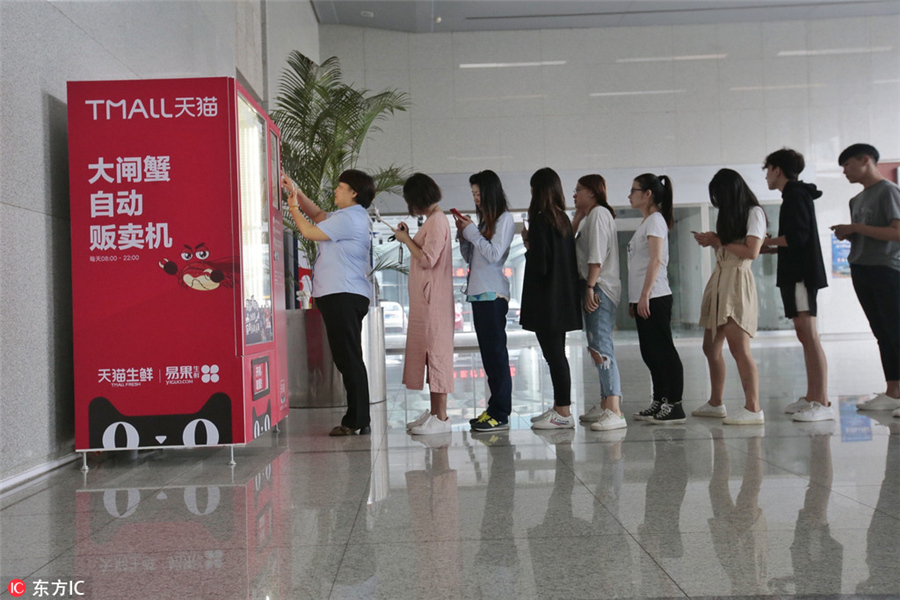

{"left": 282, "top": 169, "right": 374, "bottom": 436}
{"left": 453, "top": 170, "right": 515, "bottom": 431}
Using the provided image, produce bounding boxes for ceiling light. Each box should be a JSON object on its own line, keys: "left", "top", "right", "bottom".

{"left": 777, "top": 46, "right": 892, "bottom": 57}
{"left": 730, "top": 83, "right": 825, "bottom": 91}
{"left": 616, "top": 54, "right": 727, "bottom": 63}
{"left": 360, "top": 11, "right": 374, "bottom": 18}
{"left": 589, "top": 89, "right": 685, "bottom": 97}
{"left": 459, "top": 61, "right": 566, "bottom": 69}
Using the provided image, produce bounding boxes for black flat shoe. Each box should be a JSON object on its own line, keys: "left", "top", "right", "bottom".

{"left": 329, "top": 425, "right": 371, "bottom": 436}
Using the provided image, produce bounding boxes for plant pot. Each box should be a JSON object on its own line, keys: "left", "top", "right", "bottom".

{"left": 286, "top": 306, "right": 386, "bottom": 408}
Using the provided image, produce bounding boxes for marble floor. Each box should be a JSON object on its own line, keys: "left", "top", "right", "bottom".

{"left": 2, "top": 335, "right": 899, "bottom": 599}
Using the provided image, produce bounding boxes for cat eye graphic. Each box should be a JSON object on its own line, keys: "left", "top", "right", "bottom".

{"left": 100, "top": 418, "right": 220, "bottom": 448}
{"left": 88, "top": 394, "right": 233, "bottom": 450}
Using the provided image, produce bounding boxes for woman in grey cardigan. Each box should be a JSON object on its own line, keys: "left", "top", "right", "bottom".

{"left": 453, "top": 170, "right": 515, "bottom": 432}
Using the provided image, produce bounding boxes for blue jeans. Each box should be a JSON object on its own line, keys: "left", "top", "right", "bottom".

{"left": 583, "top": 286, "right": 622, "bottom": 399}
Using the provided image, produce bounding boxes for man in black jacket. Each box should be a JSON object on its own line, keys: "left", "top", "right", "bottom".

{"left": 762, "top": 148, "right": 832, "bottom": 422}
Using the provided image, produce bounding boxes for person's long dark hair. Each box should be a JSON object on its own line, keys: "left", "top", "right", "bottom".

{"left": 577, "top": 174, "right": 615, "bottom": 218}
{"left": 634, "top": 173, "right": 673, "bottom": 228}
{"left": 528, "top": 167, "right": 571, "bottom": 236}
{"left": 708, "top": 168, "right": 764, "bottom": 245}
{"left": 469, "top": 170, "right": 509, "bottom": 240}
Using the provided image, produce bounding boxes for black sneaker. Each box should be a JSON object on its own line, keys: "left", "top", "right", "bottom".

{"left": 633, "top": 399, "right": 662, "bottom": 421}
{"left": 648, "top": 400, "right": 687, "bottom": 425}
{"left": 471, "top": 415, "right": 509, "bottom": 431}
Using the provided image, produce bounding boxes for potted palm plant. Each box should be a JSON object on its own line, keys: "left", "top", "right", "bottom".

{"left": 273, "top": 51, "right": 410, "bottom": 407}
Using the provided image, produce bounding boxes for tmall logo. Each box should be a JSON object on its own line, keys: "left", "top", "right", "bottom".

{"left": 8, "top": 579, "right": 26, "bottom": 597}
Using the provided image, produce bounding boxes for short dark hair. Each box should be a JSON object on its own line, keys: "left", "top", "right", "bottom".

{"left": 838, "top": 143, "right": 879, "bottom": 166}
{"left": 403, "top": 173, "right": 442, "bottom": 215}
{"left": 765, "top": 148, "right": 805, "bottom": 180}
{"left": 338, "top": 169, "right": 375, "bottom": 208}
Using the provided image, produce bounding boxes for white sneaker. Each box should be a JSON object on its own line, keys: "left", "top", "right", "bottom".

{"left": 590, "top": 409, "right": 627, "bottom": 431}
{"left": 723, "top": 407, "right": 765, "bottom": 425}
{"left": 793, "top": 420, "right": 836, "bottom": 437}
{"left": 410, "top": 414, "right": 452, "bottom": 435}
{"left": 784, "top": 398, "right": 809, "bottom": 414}
{"left": 406, "top": 410, "right": 431, "bottom": 430}
{"left": 530, "top": 408, "right": 555, "bottom": 423}
{"left": 531, "top": 410, "right": 575, "bottom": 430}
{"left": 579, "top": 405, "right": 606, "bottom": 423}
{"left": 792, "top": 402, "right": 835, "bottom": 422}
{"left": 691, "top": 402, "right": 727, "bottom": 418}
{"left": 591, "top": 428, "right": 627, "bottom": 443}
{"left": 857, "top": 394, "right": 900, "bottom": 411}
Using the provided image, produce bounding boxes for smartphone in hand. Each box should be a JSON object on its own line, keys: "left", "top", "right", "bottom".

{"left": 450, "top": 208, "right": 464, "bottom": 219}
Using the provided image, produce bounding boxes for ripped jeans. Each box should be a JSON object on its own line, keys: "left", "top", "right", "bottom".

{"left": 583, "top": 285, "right": 622, "bottom": 399}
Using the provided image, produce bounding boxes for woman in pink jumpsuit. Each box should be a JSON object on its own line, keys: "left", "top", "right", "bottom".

{"left": 394, "top": 173, "right": 455, "bottom": 435}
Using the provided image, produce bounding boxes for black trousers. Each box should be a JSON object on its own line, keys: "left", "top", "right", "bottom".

{"left": 633, "top": 294, "right": 684, "bottom": 403}
{"left": 851, "top": 264, "right": 900, "bottom": 382}
{"left": 472, "top": 299, "right": 513, "bottom": 420}
{"left": 317, "top": 293, "right": 371, "bottom": 429}
{"left": 535, "top": 329, "right": 572, "bottom": 407}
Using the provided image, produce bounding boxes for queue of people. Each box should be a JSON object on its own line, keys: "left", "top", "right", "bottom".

{"left": 282, "top": 141, "right": 900, "bottom": 436}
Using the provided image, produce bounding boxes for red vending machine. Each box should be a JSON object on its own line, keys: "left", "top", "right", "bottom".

{"left": 67, "top": 77, "right": 288, "bottom": 456}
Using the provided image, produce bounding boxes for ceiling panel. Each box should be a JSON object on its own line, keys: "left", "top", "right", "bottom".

{"left": 312, "top": 0, "right": 900, "bottom": 32}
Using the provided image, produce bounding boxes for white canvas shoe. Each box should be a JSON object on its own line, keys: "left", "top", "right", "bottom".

{"left": 406, "top": 410, "right": 431, "bottom": 430}
{"left": 590, "top": 409, "right": 627, "bottom": 431}
{"left": 530, "top": 408, "right": 555, "bottom": 423}
{"left": 410, "top": 414, "right": 452, "bottom": 435}
{"left": 723, "top": 407, "right": 765, "bottom": 425}
{"left": 532, "top": 410, "right": 575, "bottom": 430}
{"left": 691, "top": 402, "right": 727, "bottom": 418}
{"left": 784, "top": 398, "right": 809, "bottom": 414}
{"left": 579, "top": 405, "right": 606, "bottom": 423}
{"left": 792, "top": 402, "right": 835, "bottom": 422}
{"left": 857, "top": 394, "right": 900, "bottom": 411}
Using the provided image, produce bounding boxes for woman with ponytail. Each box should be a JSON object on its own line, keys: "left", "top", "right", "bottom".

{"left": 692, "top": 169, "right": 766, "bottom": 425}
{"left": 627, "top": 173, "right": 686, "bottom": 424}
{"left": 521, "top": 168, "right": 582, "bottom": 430}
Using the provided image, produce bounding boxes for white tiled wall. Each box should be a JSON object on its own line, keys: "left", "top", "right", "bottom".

{"left": 320, "top": 16, "right": 899, "bottom": 176}
{"left": 320, "top": 16, "right": 900, "bottom": 338}
{"left": 0, "top": 0, "right": 318, "bottom": 485}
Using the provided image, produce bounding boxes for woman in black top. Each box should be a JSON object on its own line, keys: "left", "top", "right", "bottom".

{"left": 521, "top": 168, "right": 582, "bottom": 430}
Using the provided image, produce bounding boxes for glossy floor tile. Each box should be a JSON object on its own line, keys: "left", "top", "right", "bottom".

{"left": 2, "top": 335, "right": 899, "bottom": 599}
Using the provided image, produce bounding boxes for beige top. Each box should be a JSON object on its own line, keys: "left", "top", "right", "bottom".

{"left": 699, "top": 247, "right": 759, "bottom": 337}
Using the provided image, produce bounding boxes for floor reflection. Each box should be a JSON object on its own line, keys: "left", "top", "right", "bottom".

{"left": 3, "top": 337, "right": 900, "bottom": 599}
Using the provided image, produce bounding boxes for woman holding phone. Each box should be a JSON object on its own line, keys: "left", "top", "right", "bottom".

{"left": 693, "top": 169, "right": 766, "bottom": 425}
{"left": 449, "top": 170, "right": 515, "bottom": 432}
{"left": 394, "top": 173, "right": 455, "bottom": 435}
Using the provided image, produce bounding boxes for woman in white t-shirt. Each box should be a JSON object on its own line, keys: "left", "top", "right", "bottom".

{"left": 572, "top": 174, "right": 625, "bottom": 432}
{"left": 693, "top": 169, "right": 767, "bottom": 425}
{"left": 626, "top": 173, "right": 686, "bottom": 424}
